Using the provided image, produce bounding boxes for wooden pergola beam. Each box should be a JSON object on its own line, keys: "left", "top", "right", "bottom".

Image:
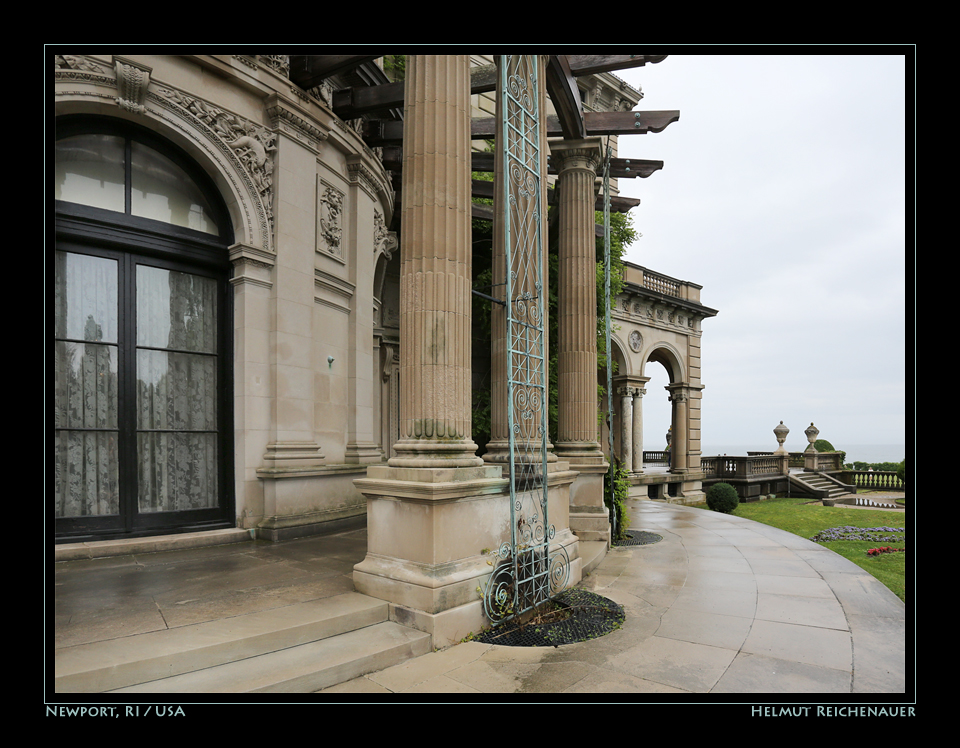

{"left": 472, "top": 111, "right": 678, "bottom": 141}
{"left": 319, "top": 55, "right": 671, "bottom": 122}
{"left": 545, "top": 55, "right": 586, "bottom": 140}
{"left": 468, "top": 152, "right": 662, "bottom": 178}
{"left": 382, "top": 149, "right": 662, "bottom": 180}
{"left": 289, "top": 55, "right": 383, "bottom": 90}
{"left": 333, "top": 64, "right": 500, "bottom": 119}
{"left": 364, "top": 109, "right": 679, "bottom": 147}
{"left": 565, "top": 54, "right": 667, "bottom": 76}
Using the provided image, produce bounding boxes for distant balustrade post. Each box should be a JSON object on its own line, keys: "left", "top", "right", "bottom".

{"left": 804, "top": 422, "right": 819, "bottom": 471}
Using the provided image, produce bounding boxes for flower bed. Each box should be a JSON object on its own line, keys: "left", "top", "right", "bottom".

{"left": 810, "top": 525, "right": 905, "bottom": 543}
{"left": 866, "top": 546, "right": 905, "bottom": 557}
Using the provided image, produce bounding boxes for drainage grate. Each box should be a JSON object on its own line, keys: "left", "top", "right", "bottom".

{"left": 613, "top": 530, "right": 663, "bottom": 547}
{"left": 472, "top": 588, "right": 624, "bottom": 647}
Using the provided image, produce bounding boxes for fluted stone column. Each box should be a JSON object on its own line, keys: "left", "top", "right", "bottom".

{"left": 632, "top": 387, "right": 645, "bottom": 473}
{"left": 619, "top": 386, "right": 633, "bottom": 469}
{"left": 550, "top": 137, "right": 609, "bottom": 544}
{"left": 668, "top": 384, "right": 689, "bottom": 473}
{"left": 551, "top": 138, "right": 605, "bottom": 462}
{"left": 388, "top": 54, "right": 482, "bottom": 469}
{"left": 354, "top": 56, "right": 511, "bottom": 648}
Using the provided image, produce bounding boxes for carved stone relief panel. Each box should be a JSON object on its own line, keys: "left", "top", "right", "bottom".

{"left": 318, "top": 179, "right": 345, "bottom": 260}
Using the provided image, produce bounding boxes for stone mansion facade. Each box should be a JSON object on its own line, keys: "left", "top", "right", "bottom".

{"left": 52, "top": 54, "right": 715, "bottom": 644}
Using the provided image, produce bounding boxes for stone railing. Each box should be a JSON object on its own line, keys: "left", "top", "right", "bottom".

{"left": 751, "top": 451, "right": 845, "bottom": 471}
{"left": 702, "top": 455, "right": 784, "bottom": 479}
{"left": 642, "top": 270, "right": 681, "bottom": 298}
{"left": 642, "top": 450, "right": 669, "bottom": 466}
{"left": 841, "top": 470, "right": 904, "bottom": 491}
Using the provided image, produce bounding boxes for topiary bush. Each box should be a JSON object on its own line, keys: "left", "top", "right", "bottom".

{"left": 706, "top": 482, "right": 740, "bottom": 513}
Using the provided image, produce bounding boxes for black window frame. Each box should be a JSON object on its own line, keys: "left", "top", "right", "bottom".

{"left": 52, "top": 115, "right": 236, "bottom": 542}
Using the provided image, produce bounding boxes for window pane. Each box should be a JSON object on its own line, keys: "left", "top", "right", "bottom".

{"left": 138, "top": 433, "right": 218, "bottom": 512}
{"left": 54, "top": 252, "right": 118, "bottom": 343}
{"left": 55, "top": 342, "right": 118, "bottom": 429}
{"left": 137, "top": 265, "right": 217, "bottom": 353}
{"left": 54, "top": 431, "right": 120, "bottom": 517}
{"left": 137, "top": 349, "right": 217, "bottom": 431}
{"left": 130, "top": 142, "right": 219, "bottom": 235}
{"left": 55, "top": 134, "right": 126, "bottom": 213}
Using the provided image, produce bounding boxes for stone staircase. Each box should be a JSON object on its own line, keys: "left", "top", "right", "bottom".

{"left": 789, "top": 471, "right": 850, "bottom": 500}
{"left": 55, "top": 592, "right": 432, "bottom": 694}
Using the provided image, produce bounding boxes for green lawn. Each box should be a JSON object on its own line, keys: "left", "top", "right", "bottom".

{"left": 696, "top": 496, "right": 907, "bottom": 603}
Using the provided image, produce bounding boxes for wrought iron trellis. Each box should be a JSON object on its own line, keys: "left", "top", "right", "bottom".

{"left": 484, "top": 55, "right": 569, "bottom": 625}
{"left": 603, "top": 141, "right": 617, "bottom": 541}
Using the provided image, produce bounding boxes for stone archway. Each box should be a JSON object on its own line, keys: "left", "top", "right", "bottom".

{"left": 607, "top": 262, "right": 718, "bottom": 503}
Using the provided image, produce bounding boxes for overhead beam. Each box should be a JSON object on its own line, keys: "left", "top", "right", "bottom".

{"left": 333, "top": 63, "right": 498, "bottom": 119}
{"left": 470, "top": 111, "right": 680, "bottom": 140}
{"left": 289, "top": 55, "right": 383, "bottom": 90}
{"left": 566, "top": 54, "right": 668, "bottom": 76}
{"left": 363, "top": 109, "right": 679, "bottom": 146}
{"left": 545, "top": 55, "right": 586, "bottom": 140}
{"left": 578, "top": 110, "right": 680, "bottom": 135}
{"left": 468, "top": 151, "right": 662, "bottom": 178}
{"left": 333, "top": 80, "right": 405, "bottom": 120}
{"left": 328, "top": 56, "right": 664, "bottom": 120}
{"left": 469, "top": 202, "right": 630, "bottom": 227}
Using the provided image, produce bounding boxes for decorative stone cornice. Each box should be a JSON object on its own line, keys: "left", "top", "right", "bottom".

{"left": 265, "top": 92, "right": 329, "bottom": 154}
{"left": 347, "top": 153, "right": 393, "bottom": 207}
{"left": 615, "top": 284, "right": 717, "bottom": 335}
{"left": 229, "top": 243, "right": 274, "bottom": 289}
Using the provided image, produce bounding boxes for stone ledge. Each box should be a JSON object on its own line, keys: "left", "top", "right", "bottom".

{"left": 54, "top": 528, "right": 252, "bottom": 562}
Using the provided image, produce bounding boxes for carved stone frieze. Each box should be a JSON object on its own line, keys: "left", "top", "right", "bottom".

{"left": 259, "top": 55, "right": 290, "bottom": 77}
{"left": 155, "top": 86, "right": 277, "bottom": 246}
{"left": 54, "top": 55, "right": 109, "bottom": 75}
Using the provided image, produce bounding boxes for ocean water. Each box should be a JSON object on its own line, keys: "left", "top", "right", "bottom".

{"left": 701, "top": 444, "right": 908, "bottom": 465}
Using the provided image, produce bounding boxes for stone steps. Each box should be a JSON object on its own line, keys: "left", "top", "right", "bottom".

{"left": 55, "top": 592, "right": 432, "bottom": 694}
{"left": 790, "top": 472, "right": 848, "bottom": 498}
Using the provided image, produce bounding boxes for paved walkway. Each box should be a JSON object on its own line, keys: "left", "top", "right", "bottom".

{"left": 322, "top": 500, "right": 907, "bottom": 695}
{"left": 52, "top": 498, "right": 908, "bottom": 697}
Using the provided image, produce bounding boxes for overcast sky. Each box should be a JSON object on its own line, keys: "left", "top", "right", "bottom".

{"left": 610, "top": 53, "right": 909, "bottom": 455}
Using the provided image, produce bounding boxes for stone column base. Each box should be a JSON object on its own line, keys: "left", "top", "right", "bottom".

{"left": 555, "top": 446, "right": 610, "bottom": 546}
{"left": 353, "top": 462, "right": 581, "bottom": 647}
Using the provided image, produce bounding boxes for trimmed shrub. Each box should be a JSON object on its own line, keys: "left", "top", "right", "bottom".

{"left": 706, "top": 482, "right": 740, "bottom": 513}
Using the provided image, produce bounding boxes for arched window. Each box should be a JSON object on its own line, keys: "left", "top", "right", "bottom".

{"left": 53, "top": 116, "right": 234, "bottom": 541}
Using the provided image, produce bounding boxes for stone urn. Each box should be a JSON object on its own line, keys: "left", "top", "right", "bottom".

{"left": 804, "top": 422, "right": 819, "bottom": 453}
{"left": 773, "top": 421, "right": 789, "bottom": 455}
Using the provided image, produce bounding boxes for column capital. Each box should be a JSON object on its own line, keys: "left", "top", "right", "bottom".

{"left": 548, "top": 137, "right": 604, "bottom": 174}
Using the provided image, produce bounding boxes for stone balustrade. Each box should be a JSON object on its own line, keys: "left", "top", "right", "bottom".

{"left": 842, "top": 470, "right": 904, "bottom": 490}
